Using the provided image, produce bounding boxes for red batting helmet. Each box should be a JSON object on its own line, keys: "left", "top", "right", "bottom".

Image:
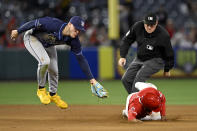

{"left": 141, "top": 93, "right": 161, "bottom": 110}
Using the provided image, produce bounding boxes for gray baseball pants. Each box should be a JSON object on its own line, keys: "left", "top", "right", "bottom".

{"left": 121, "top": 57, "right": 164, "bottom": 94}
{"left": 23, "top": 30, "right": 58, "bottom": 93}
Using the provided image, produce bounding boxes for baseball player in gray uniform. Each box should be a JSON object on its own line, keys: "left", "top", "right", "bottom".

{"left": 11, "top": 16, "right": 108, "bottom": 109}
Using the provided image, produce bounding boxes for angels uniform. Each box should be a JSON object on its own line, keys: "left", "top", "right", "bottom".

{"left": 123, "top": 82, "right": 166, "bottom": 121}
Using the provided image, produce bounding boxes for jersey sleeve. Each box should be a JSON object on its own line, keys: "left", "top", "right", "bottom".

{"left": 120, "top": 22, "right": 137, "bottom": 58}
{"left": 153, "top": 91, "right": 166, "bottom": 116}
{"left": 70, "top": 38, "right": 82, "bottom": 55}
{"left": 127, "top": 97, "right": 142, "bottom": 121}
{"left": 128, "top": 104, "right": 138, "bottom": 121}
{"left": 74, "top": 53, "right": 94, "bottom": 80}
{"left": 162, "top": 35, "right": 174, "bottom": 72}
{"left": 71, "top": 38, "right": 94, "bottom": 80}
{"left": 159, "top": 91, "right": 166, "bottom": 116}
{"left": 17, "top": 17, "right": 59, "bottom": 34}
{"left": 17, "top": 20, "right": 37, "bottom": 33}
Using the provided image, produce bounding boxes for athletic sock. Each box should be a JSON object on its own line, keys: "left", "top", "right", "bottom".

{"left": 49, "top": 92, "right": 56, "bottom": 96}
{"left": 39, "top": 86, "right": 45, "bottom": 89}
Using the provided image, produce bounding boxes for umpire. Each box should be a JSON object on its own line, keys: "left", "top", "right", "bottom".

{"left": 118, "top": 13, "right": 174, "bottom": 94}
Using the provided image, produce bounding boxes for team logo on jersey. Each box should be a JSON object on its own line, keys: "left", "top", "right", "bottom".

{"left": 146, "top": 45, "right": 154, "bottom": 50}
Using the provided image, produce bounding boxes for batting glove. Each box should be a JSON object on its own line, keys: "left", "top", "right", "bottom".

{"left": 91, "top": 82, "right": 108, "bottom": 98}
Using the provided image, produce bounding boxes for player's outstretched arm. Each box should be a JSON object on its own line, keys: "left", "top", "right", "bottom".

{"left": 10, "top": 19, "right": 40, "bottom": 41}
{"left": 74, "top": 54, "right": 108, "bottom": 98}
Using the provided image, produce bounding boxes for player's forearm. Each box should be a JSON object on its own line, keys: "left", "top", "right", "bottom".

{"left": 120, "top": 41, "right": 130, "bottom": 58}
{"left": 163, "top": 38, "right": 174, "bottom": 72}
{"left": 160, "top": 100, "right": 166, "bottom": 116}
{"left": 17, "top": 20, "right": 37, "bottom": 34}
{"left": 120, "top": 26, "right": 136, "bottom": 58}
{"left": 164, "top": 56, "right": 174, "bottom": 72}
{"left": 75, "top": 54, "right": 94, "bottom": 80}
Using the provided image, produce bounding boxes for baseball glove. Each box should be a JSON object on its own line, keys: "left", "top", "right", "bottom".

{"left": 91, "top": 82, "right": 108, "bottom": 98}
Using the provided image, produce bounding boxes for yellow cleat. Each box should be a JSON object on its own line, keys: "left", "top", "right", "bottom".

{"left": 49, "top": 94, "right": 68, "bottom": 109}
{"left": 37, "top": 88, "right": 51, "bottom": 105}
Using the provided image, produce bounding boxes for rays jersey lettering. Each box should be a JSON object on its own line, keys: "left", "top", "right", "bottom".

{"left": 33, "top": 32, "right": 66, "bottom": 47}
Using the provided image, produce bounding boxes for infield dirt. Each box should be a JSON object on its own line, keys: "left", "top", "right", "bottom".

{"left": 0, "top": 105, "right": 197, "bottom": 131}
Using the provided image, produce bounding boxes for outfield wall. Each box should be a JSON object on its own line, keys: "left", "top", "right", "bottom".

{"left": 0, "top": 47, "right": 197, "bottom": 80}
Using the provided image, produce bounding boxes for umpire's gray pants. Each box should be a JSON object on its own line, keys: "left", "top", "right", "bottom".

{"left": 121, "top": 57, "right": 164, "bottom": 94}
{"left": 23, "top": 30, "right": 58, "bottom": 93}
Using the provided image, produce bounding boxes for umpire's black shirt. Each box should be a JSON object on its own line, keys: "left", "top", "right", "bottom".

{"left": 120, "top": 21, "right": 174, "bottom": 72}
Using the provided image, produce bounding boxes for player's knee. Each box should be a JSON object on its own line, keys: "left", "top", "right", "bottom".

{"left": 40, "top": 58, "right": 50, "bottom": 67}
{"left": 121, "top": 76, "right": 130, "bottom": 88}
{"left": 135, "top": 75, "right": 146, "bottom": 83}
{"left": 49, "top": 68, "right": 58, "bottom": 76}
{"left": 121, "top": 75, "right": 128, "bottom": 84}
{"left": 42, "top": 57, "right": 50, "bottom": 65}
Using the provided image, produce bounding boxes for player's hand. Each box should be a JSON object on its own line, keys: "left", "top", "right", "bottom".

{"left": 11, "top": 30, "right": 18, "bottom": 41}
{"left": 161, "top": 116, "right": 167, "bottom": 121}
{"left": 163, "top": 71, "right": 171, "bottom": 77}
{"left": 118, "top": 58, "right": 126, "bottom": 67}
{"left": 90, "top": 78, "right": 97, "bottom": 85}
{"left": 128, "top": 119, "right": 142, "bottom": 123}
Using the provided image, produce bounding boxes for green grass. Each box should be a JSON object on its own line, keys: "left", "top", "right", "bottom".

{"left": 149, "top": 79, "right": 197, "bottom": 105}
{"left": 0, "top": 79, "right": 196, "bottom": 105}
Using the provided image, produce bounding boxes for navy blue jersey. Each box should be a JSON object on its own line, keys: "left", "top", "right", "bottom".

{"left": 17, "top": 16, "right": 94, "bottom": 79}
{"left": 17, "top": 17, "right": 81, "bottom": 54}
